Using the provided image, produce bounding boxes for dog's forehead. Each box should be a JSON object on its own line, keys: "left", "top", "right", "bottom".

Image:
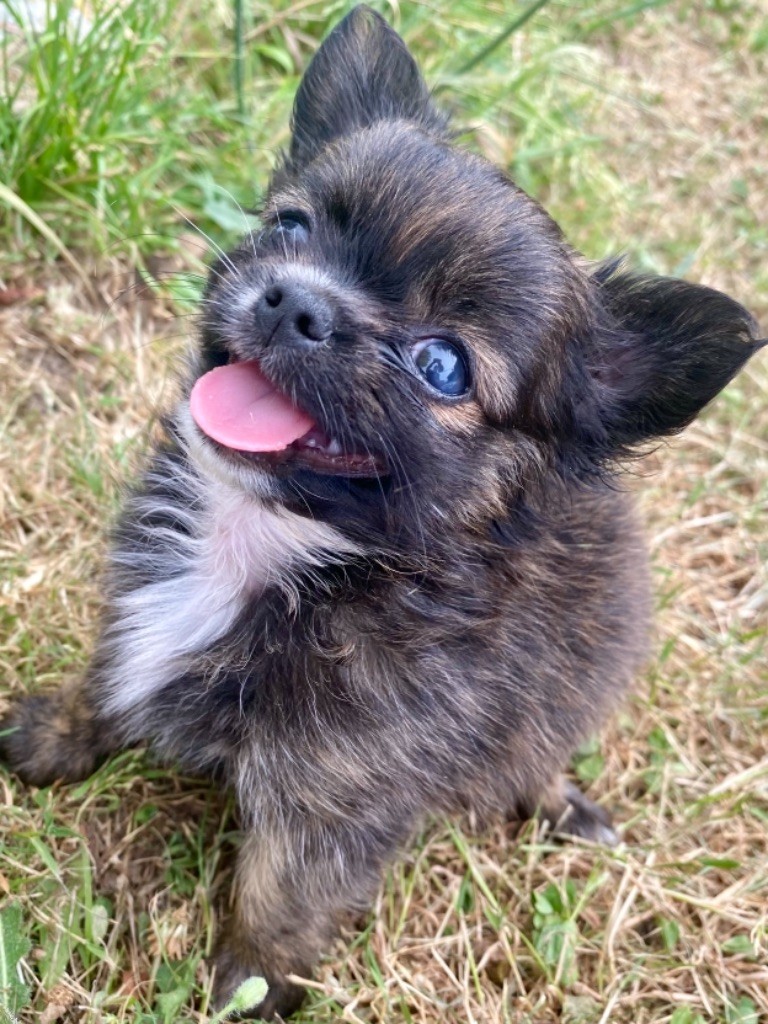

{"left": 276, "top": 124, "right": 573, "bottom": 314}
{"left": 320, "top": 125, "right": 507, "bottom": 210}
{"left": 280, "top": 125, "right": 541, "bottom": 246}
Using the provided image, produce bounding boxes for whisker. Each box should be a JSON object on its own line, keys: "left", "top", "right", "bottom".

{"left": 169, "top": 204, "right": 241, "bottom": 279}
{"left": 210, "top": 182, "right": 260, "bottom": 258}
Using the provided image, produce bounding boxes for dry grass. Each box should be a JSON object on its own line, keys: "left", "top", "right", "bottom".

{"left": 1, "top": 5, "right": 767, "bottom": 1024}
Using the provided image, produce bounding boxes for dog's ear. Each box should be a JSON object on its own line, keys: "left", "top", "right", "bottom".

{"left": 590, "top": 265, "right": 764, "bottom": 452}
{"left": 285, "top": 5, "right": 447, "bottom": 172}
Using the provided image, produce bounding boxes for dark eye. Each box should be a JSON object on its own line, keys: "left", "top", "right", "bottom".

{"left": 267, "top": 212, "right": 310, "bottom": 244}
{"left": 412, "top": 338, "right": 470, "bottom": 397}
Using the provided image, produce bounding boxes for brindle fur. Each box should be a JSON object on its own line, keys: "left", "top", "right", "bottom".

{"left": 1, "top": 7, "right": 764, "bottom": 1018}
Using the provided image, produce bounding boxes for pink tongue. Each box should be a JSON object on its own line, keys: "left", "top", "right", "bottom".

{"left": 190, "top": 360, "right": 315, "bottom": 452}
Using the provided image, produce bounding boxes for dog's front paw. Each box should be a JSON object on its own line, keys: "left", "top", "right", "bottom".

{"left": 0, "top": 690, "right": 111, "bottom": 787}
{"left": 212, "top": 945, "right": 306, "bottom": 1021}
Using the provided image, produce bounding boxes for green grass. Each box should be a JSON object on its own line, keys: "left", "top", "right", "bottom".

{"left": 1, "top": 0, "right": 685, "bottom": 275}
{"left": 3, "top": 0, "right": 766, "bottom": 284}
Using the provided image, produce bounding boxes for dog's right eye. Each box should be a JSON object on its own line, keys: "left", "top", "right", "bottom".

{"left": 266, "top": 212, "right": 310, "bottom": 245}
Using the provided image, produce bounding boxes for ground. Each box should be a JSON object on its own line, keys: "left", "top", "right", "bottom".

{"left": 0, "top": 2, "right": 766, "bottom": 1023}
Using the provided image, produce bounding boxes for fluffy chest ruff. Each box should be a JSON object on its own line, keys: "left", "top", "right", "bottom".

{"left": 100, "top": 441, "right": 360, "bottom": 716}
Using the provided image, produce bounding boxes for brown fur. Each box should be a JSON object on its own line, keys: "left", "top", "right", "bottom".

{"left": 0, "top": 680, "right": 115, "bottom": 787}
{"left": 1, "top": 7, "right": 763, "bottom": 1019}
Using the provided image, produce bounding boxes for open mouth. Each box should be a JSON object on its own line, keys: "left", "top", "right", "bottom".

{"left": 189, "top": 359, "right": 386, "bottom": 477}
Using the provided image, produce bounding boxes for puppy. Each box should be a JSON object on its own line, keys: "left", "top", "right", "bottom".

{"left": 1, "top": 6, "right": 764, "bottom": 1019}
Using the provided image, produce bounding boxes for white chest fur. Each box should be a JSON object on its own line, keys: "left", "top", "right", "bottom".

{"left": 103, "top": 473, "right": 358, "bottom": 713}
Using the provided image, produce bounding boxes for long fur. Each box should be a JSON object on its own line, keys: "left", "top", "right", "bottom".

{"left": 1, "top": 6, "right": 762, "bottom": 1019}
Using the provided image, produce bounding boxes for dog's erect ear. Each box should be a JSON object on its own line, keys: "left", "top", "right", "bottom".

{"left": 591, "top": 265, "right": 764, "bottom": 452}
{"left": 285, "top": 5, "right": 446, "bottom": 172}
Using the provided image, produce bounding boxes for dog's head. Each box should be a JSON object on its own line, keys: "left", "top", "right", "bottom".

{"left": 184, "top": 5, "right": 763, "bottom": 554}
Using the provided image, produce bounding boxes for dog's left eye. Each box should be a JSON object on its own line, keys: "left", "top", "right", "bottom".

{"left": 267, "top": 213, "right": 310, "bottom": 244}
{"left": 412, "top": 339, "right": 469, "bottom": 397}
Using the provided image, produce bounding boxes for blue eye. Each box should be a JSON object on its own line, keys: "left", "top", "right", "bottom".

{"left": 268, "top": 213, "right": 310, "bottom": 244}
{"left": 412, "top": 338, "right": 469, "bottom": 397}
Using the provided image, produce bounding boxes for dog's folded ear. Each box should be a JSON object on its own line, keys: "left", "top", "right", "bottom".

{"left": 285, "top": 4, "right": 447, "bottom": 173}
{"left": 590, "top": 265, "right": 765, "bottom": 453}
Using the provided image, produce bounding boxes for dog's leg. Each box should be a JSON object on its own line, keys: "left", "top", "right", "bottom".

{"left": 213, "top": 815, "right": 405, "bottom": 1020}
{"left": 517, "top": 774, "right": 618, "bottom": 846}
{"left": 0, "top": 677, "right": 122, "bottom": 787}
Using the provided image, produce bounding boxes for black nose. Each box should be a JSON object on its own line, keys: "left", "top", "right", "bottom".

{"left": 254, "top": 281, "right": 334, "bottom": 347}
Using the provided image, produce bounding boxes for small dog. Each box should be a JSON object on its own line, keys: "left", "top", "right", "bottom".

{"left": 1, "top": 6, "right": 764, "bottom": 1019}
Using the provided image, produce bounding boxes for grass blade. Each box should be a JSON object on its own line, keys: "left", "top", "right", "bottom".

{"left": 456, "top": 0, "right": 553, "bottom": 75}
{"left": 234, "top": 0, "right": 246, "bottom": 117}
{"left": 580, "top": 0, "right": 674, "bottom": 35}
{"left": 0, "top": 904, "right": 31, "bottom": 1016}
{"left": 0, "top": 183, "right": 99, "bottom": 302}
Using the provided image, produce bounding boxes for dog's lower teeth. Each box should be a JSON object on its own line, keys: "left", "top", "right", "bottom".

{"left": 297, "top": 435, "right": 342, "bottom": 455}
